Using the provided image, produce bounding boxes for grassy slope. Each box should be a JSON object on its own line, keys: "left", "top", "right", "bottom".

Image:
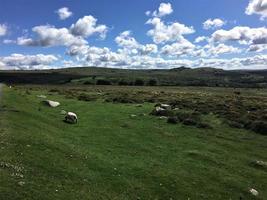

{"left": 0, "top": 86, "right": 267, "bottom": 199}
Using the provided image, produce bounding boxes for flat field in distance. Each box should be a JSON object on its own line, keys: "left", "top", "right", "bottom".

{"left": 1, "top": 85, "right": 267, "bottom": 199}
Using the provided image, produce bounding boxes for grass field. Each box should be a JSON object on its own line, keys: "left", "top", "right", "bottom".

{"left": 1, "top": 85, "right": 267, "bottom": 199}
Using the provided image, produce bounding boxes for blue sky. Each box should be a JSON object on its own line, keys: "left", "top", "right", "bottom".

{"left": 0, "top": 0, "right": 267, "bottom": 70}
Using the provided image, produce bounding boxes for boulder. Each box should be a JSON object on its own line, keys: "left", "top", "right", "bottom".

{"left": 249, "top": 188, "right": 259, "bottom": 196}
{"left": 44, "top": 100, "right": 60, "bottom": 107}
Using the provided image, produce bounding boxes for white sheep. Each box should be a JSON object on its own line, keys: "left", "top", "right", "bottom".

{"left": 65, "top": 112, "right": 78, "bottom": 124}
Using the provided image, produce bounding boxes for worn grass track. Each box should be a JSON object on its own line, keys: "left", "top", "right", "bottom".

{"left": 0, "top": 85, "right": 267, "bottom": 200}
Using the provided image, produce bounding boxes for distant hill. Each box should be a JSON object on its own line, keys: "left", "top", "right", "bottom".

{"left": 0, "top": 67, "right": 267, "bottom": 88}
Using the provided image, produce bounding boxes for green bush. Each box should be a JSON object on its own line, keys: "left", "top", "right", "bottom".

{"left": 96, "top": 79, "right": 112, "bottom": 85}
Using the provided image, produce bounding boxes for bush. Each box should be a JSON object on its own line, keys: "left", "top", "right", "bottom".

{"left": 167, "top": 116, "right": 178, "bottom": 124}
{"left": 118, "top": 80, "right": 129, "bottom": 86}
{"left": 83, "top": 81, "right": 94, "bottom": 85}
{"left": 134, "top": 79, "right": 145, "bottom": 86}
{"left": 248, "top": 121, "right": 267, "bottom": 135}
{"left": 147, "top": 79, "right": 158, "bottom": 86}
{"left": 183, "top": 118, "right": 198, "bottom": 126}
{"left": 96, "top": 79, "right": 112, "bottom": 85}
{"left": 78, "top": 93, "right": 97, "bottom": 101}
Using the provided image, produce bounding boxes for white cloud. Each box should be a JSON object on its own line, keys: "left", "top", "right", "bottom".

{"left": 0, "top": 54, "right": 58, "bottom": 69}
{"left": 203, "top": 18, "right": 226, "bottom": 30}
{"left": 161, "top": 39, "right": 195, "bottom": 57}
{"left": 115, "top": 31, "right": 140, "bottom": 50}
{"left": 248, "top": 44, "right": 267, "bottom": 52}
{"left": 246, "top": 0, "right": 267, "bottom": 20}
{"left": 194, "top": 36, "right": 208, "bottom": 43}
{"left": 211, "top": 26, "right": 267, "bottom": 46}
{"left": 206, "top": 43, "right": 240, "bottom": 56}
{"left": 17, "top": 25, "right": 87, "bottom": 47}
{"left": 70, "top": 15, "right": 108, "bottom": 39}
{"left": 0, "top": 24, "right": 7, "bottom": 36}
{"left": 140, "top": 44, "right": 158, "bottom": 55}
{"left": 115, "top": 31, "right": 158, "bottom": 55}
{"left": 146, "top": 17, "right": 195, "bottom": 44}
{"left": 16, "top": 15, "right": 108, "bottom": 47}
{"left": 56, "top": 7, "right": 73, "bottom": 20}
{"left": 154, "top": 3, "right": 173, "bottom": 17}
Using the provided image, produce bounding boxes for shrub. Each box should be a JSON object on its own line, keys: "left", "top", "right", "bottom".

{"left": 134, "top": 79, "right": 145, "bottom": 86}
{"left": 118, "top": 80, "right": 129, "bottom": 86}
{"left": 167, "top": 116, "right": 178, "bottom": 124}
{"left": 248, "top": 121, "right": 267, "bottom": 135}
{"left": 83, "top": 81, "right": 94, "bottom": 85}
{"left": 147, "top": 79, "right": 158, "bottom": 86}
{"left": 78, "top": 93, "right": 97, "bottom": 101}
{"left": 96, "top": 79, "right": 112, "bottom": 85}
{"left": 183, "top": 118, "right": 198, "bottom": 126}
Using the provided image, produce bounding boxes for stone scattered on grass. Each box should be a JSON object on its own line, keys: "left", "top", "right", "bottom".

{"left": 249, "top": 188, "right": 259, "bottom": 196}
{"left": 252, "top": 160, "right": 267, "bottom": 168}
{"left": 18, "top": 181, "right": 25, "bottom": 186}
{"left": 43, "top": 100, "right": 60, "bottom": 108}
{"left": 60, "top": 110, "right": 67, "bottom": 115}
{"left": 37, "top": 95, "right": 47, "bottom": 99}
{"left": 159, "top": 116, "right": 168, "bottom": 119}
{"left": 65, "top": 112, "right": 78, "bottom": 124}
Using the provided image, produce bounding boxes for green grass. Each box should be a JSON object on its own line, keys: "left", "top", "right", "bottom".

{"left": 1, "top": 85, "right": 267, "bottom": 199}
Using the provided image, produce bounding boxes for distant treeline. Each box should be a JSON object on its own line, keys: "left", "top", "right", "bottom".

{"left": 1, "top": 67, "right": 267, "bottom": 88}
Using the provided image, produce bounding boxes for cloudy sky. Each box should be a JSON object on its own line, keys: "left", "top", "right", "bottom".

{"left": 1, "top": 0, "right": 267, "bottom": 70}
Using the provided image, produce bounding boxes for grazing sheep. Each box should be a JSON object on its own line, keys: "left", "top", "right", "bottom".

{"left": 65, "top": 112, "right": 78, "bottom": 124}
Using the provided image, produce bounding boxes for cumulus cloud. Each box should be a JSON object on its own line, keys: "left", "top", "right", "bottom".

{"left": 0, "top": 54, "right": 58, "bottom": 69}
{"left": 115, "top": 31, "right": 158, "bottom": 55}
{"left": 115, "top": 31, "right": 140, "bottom": 50}
{"left": 161, "top": 39, "right": 195, "bottom": 57}
{"left": 211, "top": 26, "right": 267, "bottom": 46}
{"left": 206, "top": 44, "right": 240, "bottom": 56}
{"left": 16, "top": 15, "right": 108, "bottom": 47}
{"left": 194, "top": 36, "right": 208, "bottom": 43}
{"left": 246, "top": 0, "right": 267, "bottom": 20}
{"left": 17, "top": 25, "right": 87, "bottom": 47}
{"left": 203, "top": 18, "right": 226, "bottom": 30}
{"left": 146, "top": 17, "right": 195, "bottom": 44}
{"left": 153, "top": 3, "right": 173, "bottom": 17}
{"left": 56, "top": 7, "right": 73, "bottom": 20}
{"left": 0, "top": 24, "right": 7, "bottom": 36}
{"left": 70, "top": 15, "right": 108, "bottom": 39}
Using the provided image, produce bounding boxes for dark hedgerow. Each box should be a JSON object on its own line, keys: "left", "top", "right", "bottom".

{"left": 134, "top": 79, "right": 145, "bottom": 86}
{"left": 96, "top": 79, "right": 112, "bottom": 85}
{"left": 147, "top": 79, "right": 158, "bottom": 86}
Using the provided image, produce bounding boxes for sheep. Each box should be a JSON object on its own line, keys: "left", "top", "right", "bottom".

{"left": 65, "top": 112, "right": 78, "bottom": 124}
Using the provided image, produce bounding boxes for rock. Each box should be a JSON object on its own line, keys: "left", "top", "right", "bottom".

{"left": 44, "top": 100, "right": 60, "bottom": 107}
{"left": 160, "top": 104, "right": 171, "bottom": 109}
{"left": 249, "top": 188, "right": 259, "bottom": 196}
{"left": 37, "top": 95, "right": 47, "bottom": 99}
{"left": 130, "top": 114, "right": 137, "bottom": 118}
{"left": 60, "top": 110, "right": 67, "bottom": 115}
{"left": 159, "top": 116, "right": 167, "bottom": 119}
{"left": 65, "top": 112, "right": 78, "bottom": 124}
{"left": 252, "top": 160, "right": 267, "bottom": 168}
{"left": 18, "top": 181, "right": 25, "bottom": 186}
